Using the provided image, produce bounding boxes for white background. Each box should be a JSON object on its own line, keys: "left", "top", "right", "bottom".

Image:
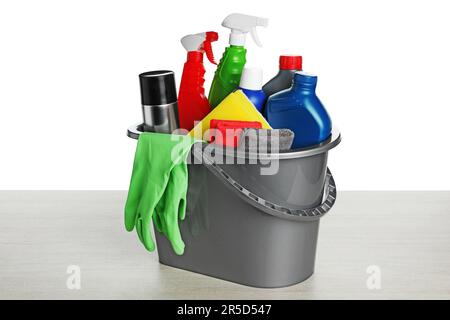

{"left": 0, "top": 0, "right": 449, "bottom": 190}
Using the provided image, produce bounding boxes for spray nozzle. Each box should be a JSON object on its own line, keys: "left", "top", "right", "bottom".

{"left": 222, "top": 13, "right": 269, "bottom": 47}
{"left": 181, "top": 31, "right": 219, "bottom": 64}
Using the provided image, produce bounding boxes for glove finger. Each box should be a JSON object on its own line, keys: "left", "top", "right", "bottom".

{"left": 166, "top": 197, "right": 185, "bottom": 255}
{"left": 153, "top": 202, "right": 164, "bottom": 233}
{"left": 164, "top": 213, "right": 185, "bottom": 254}
{"left": 141, "top": 210, "right": 156, "bottom": 252}
{"left": 156, "top": 193, "right": 171, "bottom": 239}
{"left": 160, "top": 166, "right": 186, "bottom": 255}
{"left": 124, "top": 141, "right": 150, "bottom": 231}
{"left": 135, "top": 181, "right": 158, "bottom": 252}
{"left": 125, "top": 176, "right": 145, "bottom": 231}
{"left": 136, "top": 173, "right": 166, "bottom": 250}
{"left": 172, "top": 164, "right": 188, "bottom": 220}
{"left": 135, "top": 215, "right": 144, "bottom": 245}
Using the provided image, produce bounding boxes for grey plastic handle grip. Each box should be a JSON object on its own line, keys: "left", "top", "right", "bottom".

{"left": 195, "top": 148, "right": 336, "bottom": 222}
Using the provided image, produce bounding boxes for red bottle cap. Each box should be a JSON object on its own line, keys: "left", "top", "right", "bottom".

{"left": 279, "top": 55, "right": 302, "bottom": 71}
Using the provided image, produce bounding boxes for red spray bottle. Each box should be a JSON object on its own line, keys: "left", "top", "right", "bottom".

{"left": 178, "top": 31, "right": 218, "bottom": 131}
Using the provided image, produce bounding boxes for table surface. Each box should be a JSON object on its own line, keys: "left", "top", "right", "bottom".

{"left": 0, "top": 191, "right": 449, "bottom": 300}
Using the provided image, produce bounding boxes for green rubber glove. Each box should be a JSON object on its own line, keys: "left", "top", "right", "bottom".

{"left": 125, "top": 132, "right": 197, "bottom": 255}
{"left": 153, "top": 163, "right": 188, "bottom": 254}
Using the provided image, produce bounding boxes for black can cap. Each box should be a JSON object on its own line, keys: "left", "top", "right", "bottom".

{"left": 139, "top": 70, "right": 177, "bottom": 105}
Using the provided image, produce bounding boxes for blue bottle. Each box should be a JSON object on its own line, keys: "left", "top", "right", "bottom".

{"left": 238, "top": 67, "right": 266, "bottom": 113}
{"left": 265, "top": 71, "right": 332, "bottom": 149}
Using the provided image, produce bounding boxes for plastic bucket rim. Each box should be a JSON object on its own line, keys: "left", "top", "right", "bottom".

{"left": 127, "top": 124, "right": 341, "bottom": 160}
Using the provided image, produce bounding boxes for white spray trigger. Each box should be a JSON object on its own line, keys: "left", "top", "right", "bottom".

{"left": 181, "top": 33, "right": 206, "bottom": 52}
{"left": 222, "top": 13, "right": 269, "bottom": 47}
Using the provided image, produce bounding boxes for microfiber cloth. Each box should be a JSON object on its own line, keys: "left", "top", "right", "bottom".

{"left": 125, "top": 132, "right": 199, "bottom": 255}
{"left": 237, "top": 128, "right": 295, "bottom": 152}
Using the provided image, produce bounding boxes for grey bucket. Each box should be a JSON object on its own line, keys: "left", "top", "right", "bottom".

{"left": 127, "top": 124, "right": 341, "bottom": 288}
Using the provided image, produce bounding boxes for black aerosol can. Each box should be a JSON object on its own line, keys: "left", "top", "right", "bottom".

{"left": 139, "top": 70, "right": 179, "bottom": 133}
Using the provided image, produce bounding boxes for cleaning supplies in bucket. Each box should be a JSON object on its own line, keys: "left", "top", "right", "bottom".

{"left": 238, "top": 67, "right": 266, "bottom": 113}
{"left": 265, "top": 71, "right": 332, "bottom": 149}
{"left": 189, "top": 90, "right": 271, "bottom": 141}
{"left": 125, "top": 132, "right": 199, "bottom": 255}
{"left": 178, "top": 32, "right": 218, "bottom": 131}
{"left": 125, "top": 13, "right": 340, "bottom": 284}
{"left": 139, "top": 70, "right": 179, "bottom": 133}
{"left": 208, "top": 13, "right": 269, "bottom": 108}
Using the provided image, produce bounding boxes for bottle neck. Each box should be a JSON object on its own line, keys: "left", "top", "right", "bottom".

{"left": 292, "top": 74, "right": 317, "bottom": 93}
{"left": 229, "top": 45, "right": 246, "bottom": 51}
{"left": 276, "top": 69, "right": 297, "bottom": 77}
{"left": 229, "top": 32, "right": 246, "bottom": 46}
{"left": 187, "top": 51, "right": 203, "bottom": 62}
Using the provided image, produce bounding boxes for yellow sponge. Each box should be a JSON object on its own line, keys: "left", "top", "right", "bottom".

{"left": 189, "top": 90, "right": 271, "bottom": 140}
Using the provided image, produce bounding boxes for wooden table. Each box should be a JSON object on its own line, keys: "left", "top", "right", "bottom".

{"left": 0, "top": 191, "right": 449, "bottom": 299}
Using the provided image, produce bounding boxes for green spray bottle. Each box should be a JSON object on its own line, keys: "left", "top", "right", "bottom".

{"left": 208, "top": 13, "right": 269, "bottom": 108}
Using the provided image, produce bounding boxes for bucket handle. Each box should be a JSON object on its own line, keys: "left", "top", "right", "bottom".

{"left": 196, "top": 148, "right": 337, "bottom": 222}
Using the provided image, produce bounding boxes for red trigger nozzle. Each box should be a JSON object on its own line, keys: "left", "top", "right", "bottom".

{"left": 203, "top": 31, "right": 219, "bottom": 65}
